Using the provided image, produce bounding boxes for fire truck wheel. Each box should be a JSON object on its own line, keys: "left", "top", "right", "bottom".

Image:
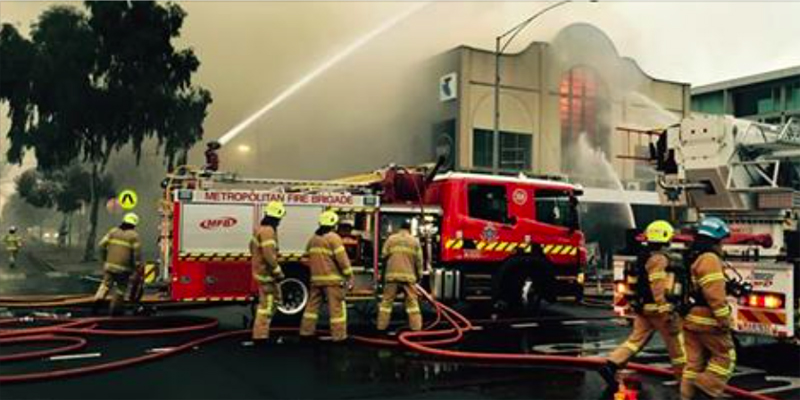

{"left": 498, "top": 256, "right": 555, "bottom": 315}
{"left": 278, "top": 269, "right": 310, "bottom": 317}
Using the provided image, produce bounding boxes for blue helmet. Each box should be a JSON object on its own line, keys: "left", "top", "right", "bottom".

{"left": 696, "top": 217, "right": 730, "bottom": 240}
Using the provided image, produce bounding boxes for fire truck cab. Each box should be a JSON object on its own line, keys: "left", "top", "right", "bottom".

{"left": 159, "top": 166, "right": 586, "bottom": 315}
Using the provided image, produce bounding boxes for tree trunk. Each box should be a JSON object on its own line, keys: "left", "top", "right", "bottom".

{"left": 67, "top": 212, "right": 73, "bottom": 247}
{"left": 82, "top": 163, "right": 101, "bottom": 261}
{"left": 58, "top": 213, "right": 68, "bottom": 247}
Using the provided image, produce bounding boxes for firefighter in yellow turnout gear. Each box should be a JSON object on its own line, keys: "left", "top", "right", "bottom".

{"left": 600, "top": 220, "right": 687, "bottom": 390}
{"left": 681, "top": 217, "right": 735, "bottom": 400}
{"left": 93, "top": 213, "right": 142, "bottom": 315}
{"left": 250, "top": 201, "right": 286, "bottom": 342}
{"left": 300, "top": 211, "right": 354, "bottom": 342}
{"left": 3, "top": 227, "right": 23, "bottom": 268}
{"left": 377, "top": 220, "right": 424, "bottom": 332}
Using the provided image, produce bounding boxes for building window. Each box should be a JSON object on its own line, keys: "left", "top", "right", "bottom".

{"left": 733, "top": 85, "right": 780, "bottom": 117}
{"left": 692, "top": 92, "right": 725, "bottom": 114}
{"left": 786, "top": 81, "right": 800, "bottom": 111}
{"left": 472, "top": 129, "right": 532, "bottom": 171}
{"left": 559, "top": 66, "right": 610, "bottom": 164}
{"left": 468, "top": 184, "right": 509, "bottom": 224}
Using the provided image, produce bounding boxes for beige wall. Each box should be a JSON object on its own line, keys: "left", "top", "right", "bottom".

{"left": 443, "top": 23, "right": 688, "bottom": 184}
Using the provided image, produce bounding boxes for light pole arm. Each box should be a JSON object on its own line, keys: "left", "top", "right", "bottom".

{"left": 492, "top": 0, "right": 573, "bottom": 172}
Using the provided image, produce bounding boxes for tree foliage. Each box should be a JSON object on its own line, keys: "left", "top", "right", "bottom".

{"left": 0, "top": 2, "right": 211, "bottom": 169}
{"left": 16, "top": 165, "right": 115, "bottom": 214}
{"left": 0, "top": 1, "right": 211, "bottom": 258}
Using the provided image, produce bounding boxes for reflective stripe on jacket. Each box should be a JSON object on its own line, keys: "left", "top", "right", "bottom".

{"left": 99, "top": 227, "right": 141, "bottom": 273}
{"left": 381, "top": 230, "right": 423, "bottom": 283}
{"left": 686, "top": 252, "right": 730, "bottom": 331}
{"left": 3, "top": 234, "right": 22, "bottom": 251}
{"left": 251, "top": 225, "right": 284, "bottom": 284}
{"left": 643, "top": 252, "right": 672, "bottom": 315}
{"left": 306, "top": 232, "right": 352, "bottom": 286}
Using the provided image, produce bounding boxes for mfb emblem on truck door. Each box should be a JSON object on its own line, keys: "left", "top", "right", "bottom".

{"left": 199, "top": 217, "right": 238, "bottom": 230}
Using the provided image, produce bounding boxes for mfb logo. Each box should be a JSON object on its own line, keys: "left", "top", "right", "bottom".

{"left": 199, "top": 217, "right": 237, "bottom": 230}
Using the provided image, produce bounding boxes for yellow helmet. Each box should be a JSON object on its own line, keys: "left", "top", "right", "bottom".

{"left": 318, "top": 210, "right": 339, "bottom": 227}
{"left": 263, "top": 201, "right": 286, "bottom": 219}
{"left": 645, "top": 220, "right": 674, "bottom": 243}
{"left": 123, "top": 212, "right": 140, "bottom": 227}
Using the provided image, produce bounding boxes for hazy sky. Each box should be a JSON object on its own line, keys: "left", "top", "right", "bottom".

{"left": 1, "top": 1, "right": 799, "bottom": 184}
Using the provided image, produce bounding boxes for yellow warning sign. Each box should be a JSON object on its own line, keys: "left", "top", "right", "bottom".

{"left": 143, "top": 263, "right": 157, "bottom": 284}
{"left": 118, "top": 189, "right": 138, "bottom": 210}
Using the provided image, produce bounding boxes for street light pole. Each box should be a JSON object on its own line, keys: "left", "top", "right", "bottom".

{"left": 492, "top": 0, "right": 573, "bottom": 173}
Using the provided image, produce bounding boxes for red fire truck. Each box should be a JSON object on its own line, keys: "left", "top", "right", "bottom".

{"left": 158, "top": 164, "right": 586, "bottom": 315}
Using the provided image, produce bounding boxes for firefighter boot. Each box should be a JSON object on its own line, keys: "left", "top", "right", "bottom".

{"left": 598, "top": 360, "right": 620, "bottom": 391}
{"left": 108, "top": 291, "right": 126, "bottom": 316}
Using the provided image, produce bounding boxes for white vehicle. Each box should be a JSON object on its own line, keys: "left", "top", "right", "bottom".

{"left": 614, "top": 115, "right": 799, "bottom": 340}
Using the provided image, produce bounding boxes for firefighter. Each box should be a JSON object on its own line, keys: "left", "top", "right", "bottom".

{"left": 338, "top": 217, "right": 361, "bottom": 262}
{"left": 250, "top": 201, "right": 286, "bottom": 343}
{"left": 300, "top": 210, "right": 354, "bottom": 342}
{"left": 3, "top": 227, "right": 23, "bottom": 268}
{"left": 92, "top": 213, "right": 142, "bottom": 316}
{"left": 680, "top": 217, "right": 735, "bottom": 400}
{"left": 204, "top": 140, "right": 221, "bottom": 172}
{"left": 377, "top": 220, "right": 424, "bottom": 332}
{"left": 599, "top": 220, "right": 687, "bottom": 390}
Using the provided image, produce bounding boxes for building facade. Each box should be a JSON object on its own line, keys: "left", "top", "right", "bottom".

{"left": 430, "top": 23, "right": 690, "bottom": 192}
{"left": 692, "top": 66, "right": 800, "bottom": 125}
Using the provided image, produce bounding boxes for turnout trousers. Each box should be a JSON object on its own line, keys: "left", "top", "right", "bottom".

{"left": 608, "top": 313, "right": 687, "bottom": 379}
{"left": 377, "top": 283, "right": 422, "bottom": 331}
{"left": 253, "top": 282, "right": 280, "bottom": 340}
{"left": 680, "top": 329, "right": 736, "bottom": 399}
{"left": 299, "top": 285, "right": 347, "bottom": 341}
{"left": 93, "top": 270, "right": 132, "bottom": 315}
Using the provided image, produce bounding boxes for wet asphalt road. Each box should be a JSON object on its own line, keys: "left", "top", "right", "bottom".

{"left": 1, "top": 252, "right": 798, "bottom": 400}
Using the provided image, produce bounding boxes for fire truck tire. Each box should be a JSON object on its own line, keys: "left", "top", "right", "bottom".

{"left": 277, "top": 267, "right": 310, "bottom": 317}
{"left": 497, "top": 256, "right": 556, "bottom": 315}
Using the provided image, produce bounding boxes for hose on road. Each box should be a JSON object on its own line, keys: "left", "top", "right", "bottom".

{"left": 0, "top": 290, "right": 780, "bottom": 400}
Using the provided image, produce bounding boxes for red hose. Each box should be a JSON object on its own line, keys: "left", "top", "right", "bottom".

{"left": 0, "top": 330, "right": 245, "bottom": 384}
{"left": 0, "top": 317, "right": 229, "bottom": 384}
{"left": 0, "top": 335, "right": 87, "bottom": 362}
{"left": 0, "top": 295, "right": 780, "bottom": 400}
{"left": 397, "top": 285, "right": 777, "bottom": 400}
{"left": 0, "top": 316, "right": 218, "bottom": 338}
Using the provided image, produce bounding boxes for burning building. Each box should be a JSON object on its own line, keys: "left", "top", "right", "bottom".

{"left": 430, "top": 23, "right": 688, "bottom": 190}
{"left": 429, "top": 23, "right": 690, "bottom": 259}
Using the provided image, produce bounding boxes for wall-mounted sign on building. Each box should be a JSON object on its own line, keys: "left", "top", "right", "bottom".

{"left": 439, "top": 72, "right": 457, "bottom": 102}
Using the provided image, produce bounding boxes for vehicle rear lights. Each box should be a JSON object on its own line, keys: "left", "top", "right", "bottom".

{"left": 740, "top": 292, "right": 784, "bottom": 309}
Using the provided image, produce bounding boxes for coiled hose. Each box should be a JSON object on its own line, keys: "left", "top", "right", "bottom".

{"left": 0, "top": 289, "right": 780, "bottom": 400}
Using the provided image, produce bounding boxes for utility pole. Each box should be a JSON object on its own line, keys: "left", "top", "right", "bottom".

{"left": 492, "top": 0, "right": 575, "bottom": 172}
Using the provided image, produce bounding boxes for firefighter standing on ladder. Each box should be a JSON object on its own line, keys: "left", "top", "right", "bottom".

{"left": 92, "top": 213, "right": 142, "bottom": 315}
{"left": 600, "top": 220, "right": 687, "bottom": 390}
{"left": 3, "top": 227, "right": 23, "bottom": 269}
{"left": 681, "top": 217, "right": 735, "bottom": 400}
{"left": 300, "top": 210, "right": 354, "bottom": 342}
{"left": 250, "top": 201, "right": 286, "bottom": 343}
{"left": 377, "top": 220, "right": 424, "bottom": 332}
